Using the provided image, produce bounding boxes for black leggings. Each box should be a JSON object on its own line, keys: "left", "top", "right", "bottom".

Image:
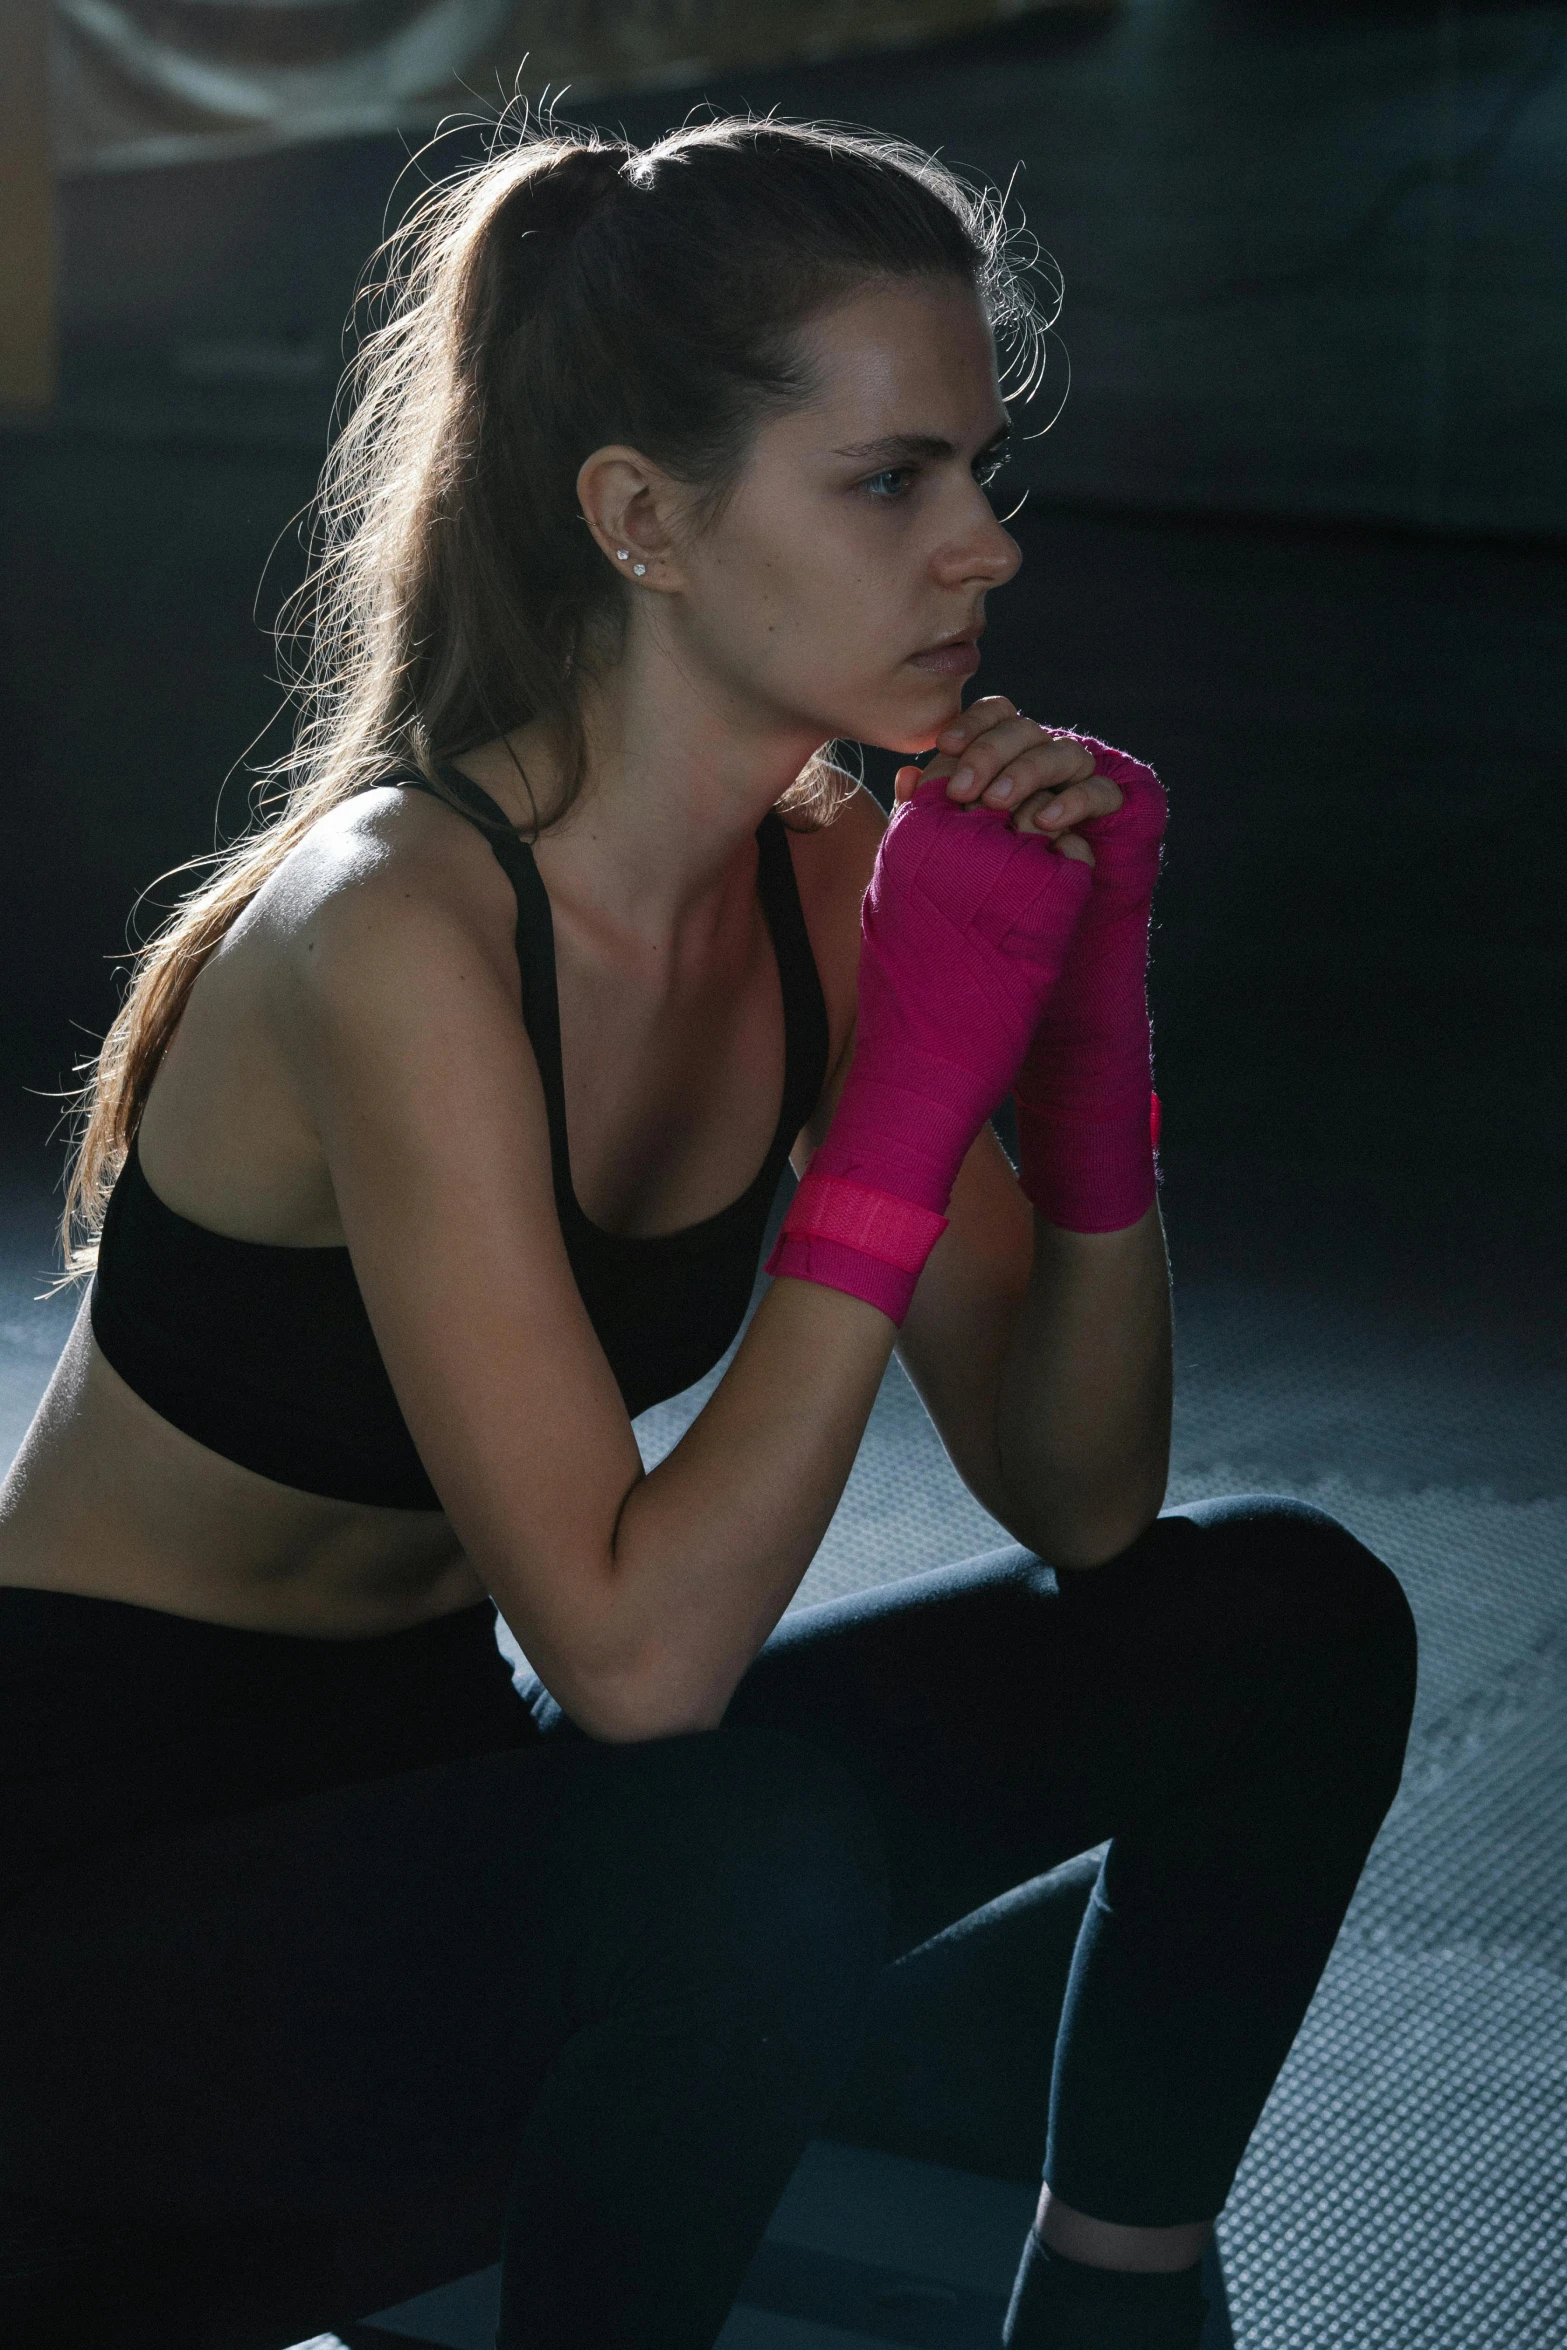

{"left": 0, "top": 1494, "right": 1416, "bottom": 2347}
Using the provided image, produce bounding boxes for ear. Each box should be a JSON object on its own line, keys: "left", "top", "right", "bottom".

{"left": 577, "top": 445, "right": 687, "bottom": 593}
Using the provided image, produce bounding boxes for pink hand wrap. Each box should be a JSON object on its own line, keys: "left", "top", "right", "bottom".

{"left": 1013, "top": 735, "right": 1167, "bottom": 1232}
{"left": 767, "top": 773, "right": 1093, "bottom": 1323}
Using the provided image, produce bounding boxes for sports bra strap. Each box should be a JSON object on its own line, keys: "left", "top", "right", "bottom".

{"left": 386, "top": 764, "right": 829, "bottom": 1242}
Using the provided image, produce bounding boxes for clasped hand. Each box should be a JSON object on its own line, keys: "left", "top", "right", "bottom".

{"left": 894, "top": 696, "right": 1123, "bottom": 867}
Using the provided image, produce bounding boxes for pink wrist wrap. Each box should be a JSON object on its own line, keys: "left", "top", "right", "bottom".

{"left": 767, "top": 773, "right": 1093, "bottom": 1323}
{"left": 1013, "top": 734, "right": 1167, "bottom": 1232}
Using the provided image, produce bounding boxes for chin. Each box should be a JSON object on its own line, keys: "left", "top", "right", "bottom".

{"left": 891, "top": 717, "right": 959, "bottom": 756}
{"left": 859, "top": 699, "right": 964, "bottom": 759}
{"left": 844, "top": 728, "right": 929, "bottom": 758}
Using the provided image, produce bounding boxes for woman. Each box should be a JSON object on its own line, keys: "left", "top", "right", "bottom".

{"left": 0, "top": 117, "right": 1416, "bottom": 2350}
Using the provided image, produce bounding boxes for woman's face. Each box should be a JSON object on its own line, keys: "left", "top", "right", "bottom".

{"left": 663, "top": 275, "right": 1024, "bottom": 757}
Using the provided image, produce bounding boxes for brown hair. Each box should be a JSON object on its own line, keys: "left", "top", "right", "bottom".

{"left": 62, "top": 108, "right": 1050, "bottom": 1273}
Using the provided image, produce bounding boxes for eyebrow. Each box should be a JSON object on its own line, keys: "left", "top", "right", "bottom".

{"left": 829, "top": 423, "right": 1013, "bottom": 465}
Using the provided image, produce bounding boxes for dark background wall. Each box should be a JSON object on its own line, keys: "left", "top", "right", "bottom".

{"left": 49, "top": 0, "right": 1567, "bottom": 531}
{"left": 3, "top": 0, "right": 1564, "bottom": 1223}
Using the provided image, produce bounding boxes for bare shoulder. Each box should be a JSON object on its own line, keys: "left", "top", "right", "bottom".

{"left": 233, "top": 787, "right": 557, "bottom": 1224}
{"left": 781, "top": 775, "right": 886, "bottom": 1080}
{"left": 247, "top": 784, "right": 556, "bottom": 1220}
{"left": 133, "top": 782, "right": 538, "bottom": 1248}
{"left": 258, "top": 783, "right": 520, "bottom": 1008}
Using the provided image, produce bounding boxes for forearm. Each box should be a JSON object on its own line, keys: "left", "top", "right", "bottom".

{"left": 594, "top": 1273, "right": 896, "bottom": 1736}
{"left": 992, "top": 1200, "right": 1173, "bottom": 1570}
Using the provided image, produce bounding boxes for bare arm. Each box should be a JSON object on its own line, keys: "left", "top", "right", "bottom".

{"left": 993, "top": 1202, "right": 1172, "bottom": 1566}
{"left": 606, "top": 1273, "right": 895, "bottom": 1725}
{"left": 285, "top": 848, "right": 892, "bottom": 1744}
{"left": 883, "top": 1115, "right": 1173, "bottom": 1572}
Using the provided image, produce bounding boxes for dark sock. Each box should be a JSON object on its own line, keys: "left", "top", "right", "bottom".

{"left": 1002, "top": 2230, "right": 1208, "bottom": 2350}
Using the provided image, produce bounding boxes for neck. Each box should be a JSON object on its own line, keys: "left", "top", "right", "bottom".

{"left": 462, "top": 616, "right": 828, "bottom": 951}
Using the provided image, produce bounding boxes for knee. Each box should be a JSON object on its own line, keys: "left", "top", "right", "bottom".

{"left": 1197, "top": 1494, "right": 1418, "bottom": 1787}
{"left": 1264, "top": 1497, "right": 1416, "bottom": 1697}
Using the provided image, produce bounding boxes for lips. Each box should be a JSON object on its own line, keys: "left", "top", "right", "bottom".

{"left": 907, "top": 635, "right": 982, "bottom": 676}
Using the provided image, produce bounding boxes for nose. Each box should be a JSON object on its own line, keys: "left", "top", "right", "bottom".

{"left": 938, "top": 483, "right": 1022, "bottom": 593}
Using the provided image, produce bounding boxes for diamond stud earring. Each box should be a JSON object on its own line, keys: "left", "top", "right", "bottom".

{"left": 615, "top": 548, "right": 629, "bottom": 561}
{"left": 633, "top": 563, "right": 647, "bottom": 577}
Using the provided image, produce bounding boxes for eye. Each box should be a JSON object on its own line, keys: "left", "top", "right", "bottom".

{"left": 862, "top": 466, "right": 915, "bottom": 502}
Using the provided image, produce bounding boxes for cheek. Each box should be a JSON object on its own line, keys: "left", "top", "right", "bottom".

{"left": 703, "top": 529, "right": 878, "bottom": 675}
{"left": 685, "top": 484, "right": 930, "bottom": 718}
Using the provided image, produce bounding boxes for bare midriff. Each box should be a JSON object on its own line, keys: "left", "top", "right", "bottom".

{"left": 0, "top": 1306, "right": 486, "bottom": 1638}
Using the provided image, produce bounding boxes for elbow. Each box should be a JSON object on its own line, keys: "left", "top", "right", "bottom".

{"left": 1049, "top": 1488, "right": 1167, "bottom": 1572}
{"left": 567, "top": 1686, "right": 728, "bottom": 1744}
{"left": 493, "top": 1535, "right": 733, "bottom": 1744}
{"left": 1003, "top": 1471, "right": 1169, "bottom": 1575}
{"left": 545, "top": 1641, "right": 733, "bottom": 1746}
{"left": 1046, "top": 1517, "right": 1158, "bottom": 1573}
{"left": 995, "top": 1408, "right": 1170, "bottom": 1577}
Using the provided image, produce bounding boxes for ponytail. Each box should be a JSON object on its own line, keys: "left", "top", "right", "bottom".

{"left": 61, "top": 109, "right": 1048, "bottom": 1275}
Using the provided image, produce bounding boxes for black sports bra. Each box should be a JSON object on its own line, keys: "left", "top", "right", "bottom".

{"left": 89, "top": 768, "right": 830, "bottom": 1511}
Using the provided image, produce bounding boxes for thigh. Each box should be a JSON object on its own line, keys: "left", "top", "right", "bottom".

{"left": 726, "top": 1544, "right": 1103, "bottom": 1954}
{"left": 722, "top": 1491, "right": 1409, "bottom": 1957}
{"left": 0, "top": 1724, "right": 833, "bottom": 2221}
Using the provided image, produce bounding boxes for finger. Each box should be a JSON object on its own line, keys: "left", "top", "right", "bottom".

{"left": 892, "top": 761, "right": 967, "bottom": 817}
{"left": 1014, "top": 776, "right": 1125, "bottom": 835}
{"left": 1054, "top": 831, "right": 1096, "bottom": 868}
{"left": 895, "top": 752, "right": 965, "bottom": 810}
{"left": 934, "top": 695, "right": 1019, "bottom": 755}
{"left": 949, "top": 725, "right": 1095, "bottom": 804}
{"left": 972, "top": 739, "right": 1106, "bottom": 812}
